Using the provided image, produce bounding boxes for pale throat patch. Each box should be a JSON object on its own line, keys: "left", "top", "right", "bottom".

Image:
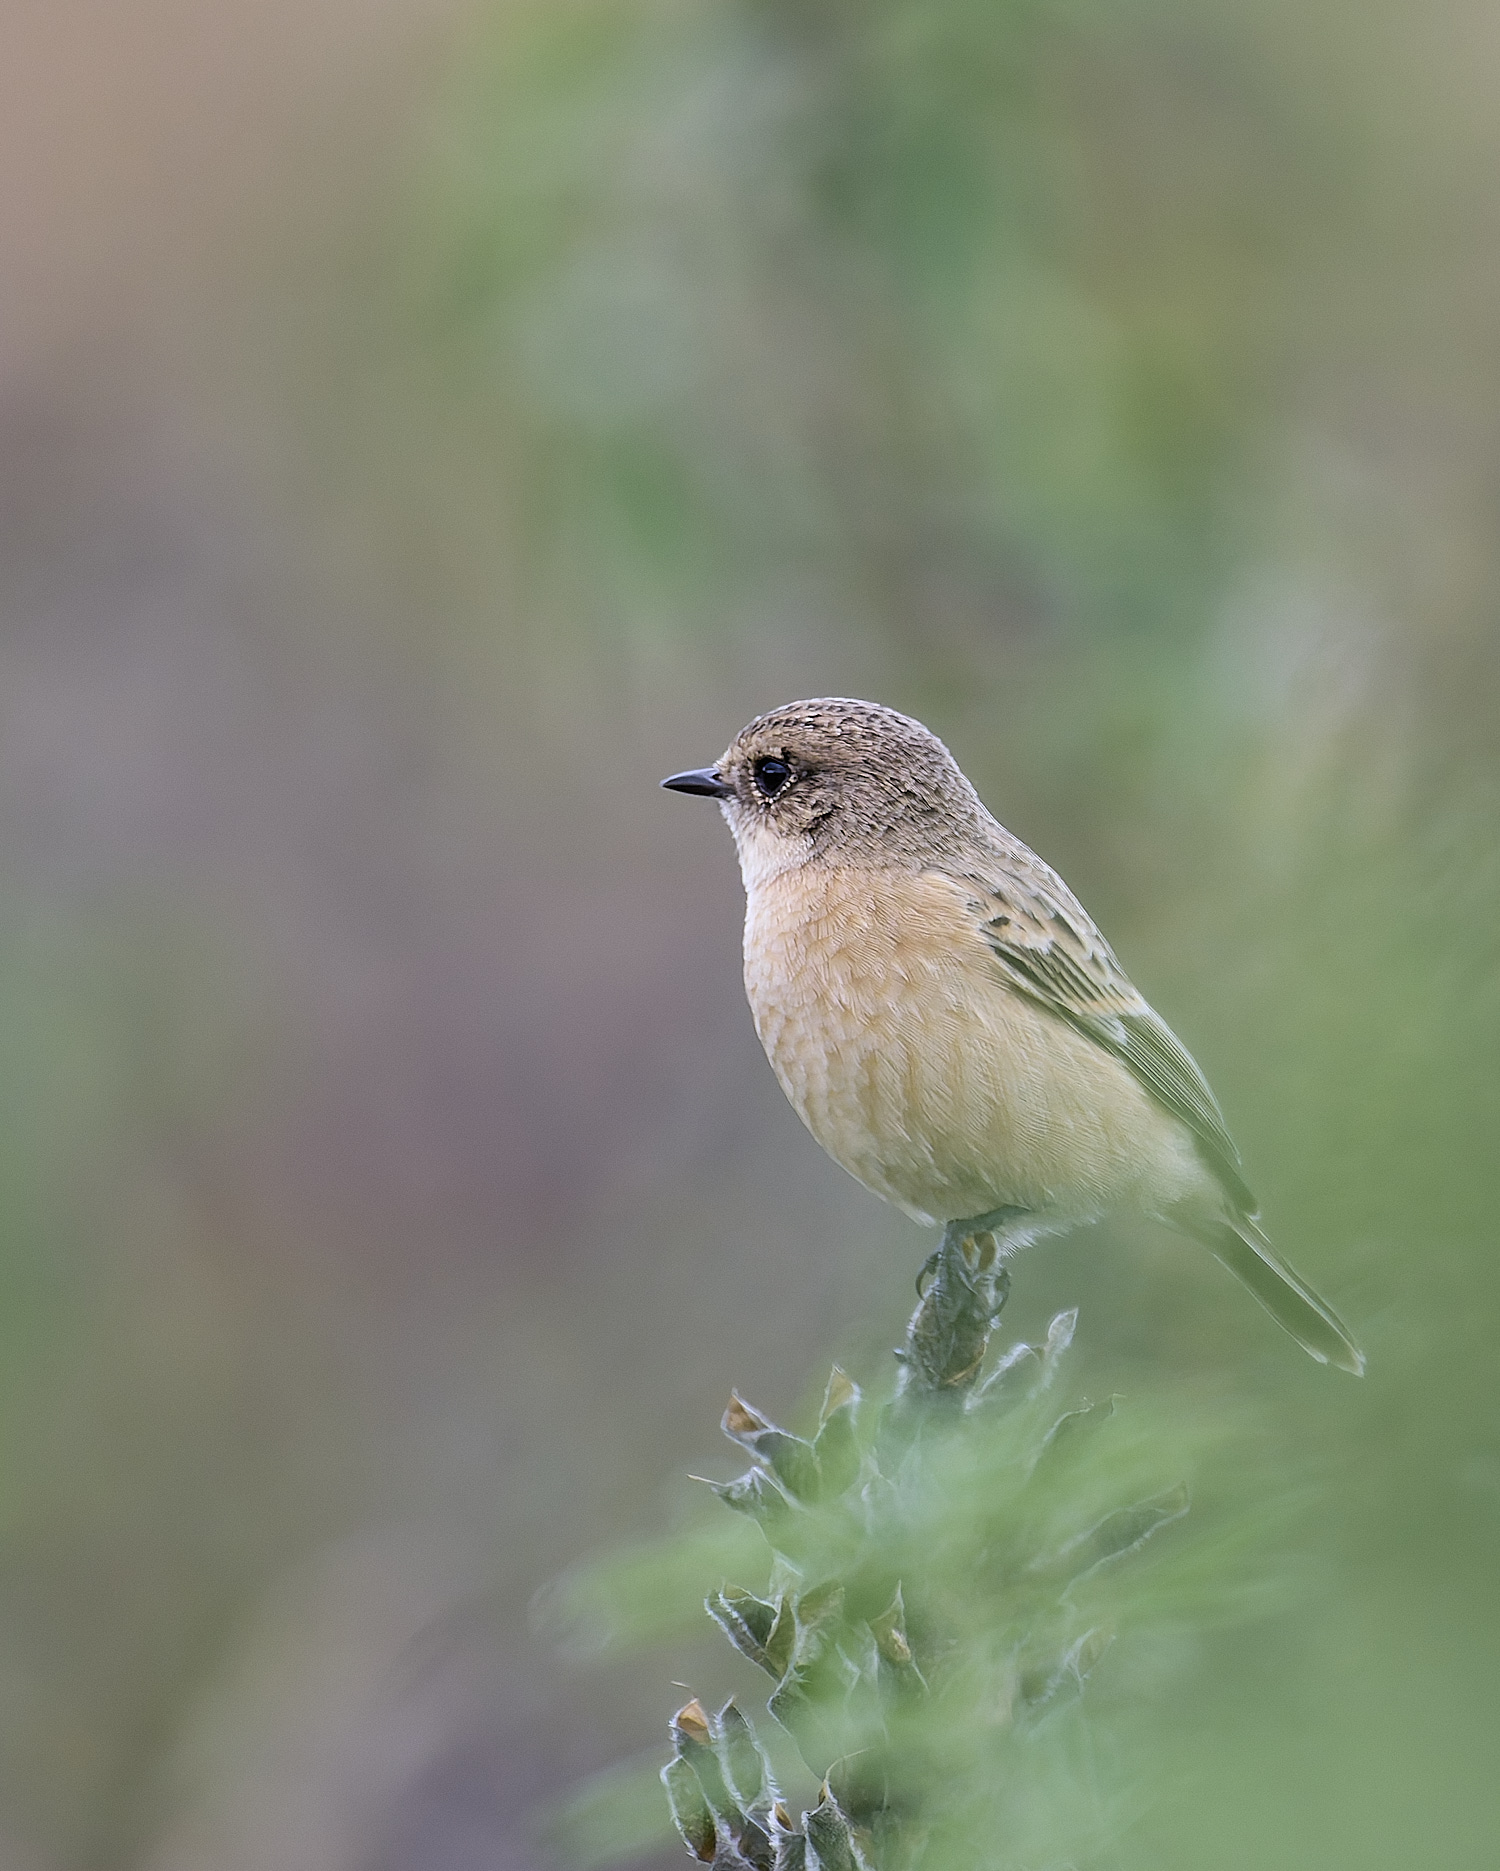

{"left": 726, "top": 809, "right": 814, "bottom": 893}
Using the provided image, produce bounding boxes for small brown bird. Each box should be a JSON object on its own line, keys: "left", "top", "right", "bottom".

{"left": 663, "top": 697, "right": 1363, "bottom": 1373}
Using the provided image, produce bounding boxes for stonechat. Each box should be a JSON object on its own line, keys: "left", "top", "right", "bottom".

{"left": 663, "top": 697, "right": 1363, "bottom": 1373}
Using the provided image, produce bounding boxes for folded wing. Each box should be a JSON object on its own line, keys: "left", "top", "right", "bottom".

{"left": 940, "top": 841, "right": 1255, "bottom": 1215}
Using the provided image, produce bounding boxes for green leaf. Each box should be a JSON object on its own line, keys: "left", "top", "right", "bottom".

{"left": 768, "top": 1584, "right": 856, "bottom": 1766}
{"left": 710, "top": 1468, "right": 795, "bottom": 1532}
{"left": 1029, "top": 1398, "right": 1115, "bottom": 1478}
{"left": 1036, "top": 1309, "right": 1078, "bottom": 1390}
{"left": 818, "top": 1367, "right": 861, "bottom": 1427}
{"left": 968, "top": 1340, "right": 1041, "bottom": 1414}
{"left": 868, "top": 1585, "right": 927, "bottom": 1702}
{"left": 1048, "top": 1484, "right": 1192, "bottom": 1586}
{"left": 772, "top": 1816, "right": 808, "bottom": 1871}
{"left": 717, "top": 1700, "right": 774, "bottom": 1812}
{"left": 1018, "top": 1626, "right": 1115, "bottom": 1721}
{"left": 812, "top": 1406, "right": 861, "bottom": 1500}
{"left": 662, "top": 1753, "right": 716, "bottom": 1862}
{"left": 803, "top": 1791, "right": 862, "bottom": 1871}
{"left": 724, "top": 1394, "right": 824, "bottom": 1501}
{"left": 671, "top": 1701, "right": 738, "bottom": 1823}
{"left": 706, "top": 1586, "right": 794, "bottom": 1678}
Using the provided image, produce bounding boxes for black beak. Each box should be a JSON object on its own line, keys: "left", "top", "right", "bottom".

{"left": 661, "top": 767, "right": 734, "bottom": 799}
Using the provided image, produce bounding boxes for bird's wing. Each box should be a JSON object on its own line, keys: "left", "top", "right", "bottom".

{"left": 935, "top": 844, "right": 1256, "bottom": 1214}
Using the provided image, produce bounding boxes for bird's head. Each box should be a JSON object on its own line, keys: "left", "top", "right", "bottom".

{"left": 662, "top": 698, "right": 986, "bottom": 880}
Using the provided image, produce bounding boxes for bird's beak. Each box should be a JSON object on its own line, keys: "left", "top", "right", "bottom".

{"left": 661, "top": 767, "right": 734, "bottom": 799}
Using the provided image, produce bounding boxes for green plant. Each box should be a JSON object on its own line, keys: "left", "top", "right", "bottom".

{"left": 658, "top": 1230, "right": 1195, "bottom": 1871}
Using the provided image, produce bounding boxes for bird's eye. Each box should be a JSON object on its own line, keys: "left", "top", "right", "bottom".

{"left": 752, "top": 756, "right": 793, "bottom": 798}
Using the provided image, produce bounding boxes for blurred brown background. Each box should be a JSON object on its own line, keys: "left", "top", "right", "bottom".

{"left": 1, "top": 2, "right": 1498, "bottom": 1867}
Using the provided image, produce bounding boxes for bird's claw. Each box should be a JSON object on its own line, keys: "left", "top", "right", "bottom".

{"left": 915, "top": 1230, "right": 1012, "bottom": 1312}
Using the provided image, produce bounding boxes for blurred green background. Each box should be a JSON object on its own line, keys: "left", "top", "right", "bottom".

{"left": 1, "top": 0, "right": 1497, "bottom": 1865}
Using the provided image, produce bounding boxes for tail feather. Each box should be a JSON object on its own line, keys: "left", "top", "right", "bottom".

{"left": 1196, "top": 1217, "right": 1365, "bottom": 1375}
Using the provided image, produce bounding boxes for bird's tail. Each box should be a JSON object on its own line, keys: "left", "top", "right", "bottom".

{"left": 1192, "top": 1215, "right": 1365, "bottom": 1375}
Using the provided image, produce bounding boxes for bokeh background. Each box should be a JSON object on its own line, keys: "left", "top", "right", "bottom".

{"left": 2, "top": 0, "right": 1498, "bottom": 1865}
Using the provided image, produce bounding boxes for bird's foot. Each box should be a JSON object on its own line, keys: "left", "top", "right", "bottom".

{"left": 916, "top": 1209, "right": 1028, "bottom": 1299}
{"left": 900, "top": 1217, "right": 1025, "bottom": 1396}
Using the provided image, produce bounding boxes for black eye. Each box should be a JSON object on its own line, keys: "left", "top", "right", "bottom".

{"left": 752, "top": 756, "right": 793, "bottom": 798}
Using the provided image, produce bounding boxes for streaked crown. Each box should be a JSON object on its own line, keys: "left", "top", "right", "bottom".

{"left": 712, "top": 697, "right": 988, "bottom": 865}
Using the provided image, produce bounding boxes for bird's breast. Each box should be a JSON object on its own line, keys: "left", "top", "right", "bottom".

{"left": 741, "top": 863, "right": 1198, "bottom": 1226}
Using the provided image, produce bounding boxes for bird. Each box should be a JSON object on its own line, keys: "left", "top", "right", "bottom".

{"left": 661, "top": 697, "right": 1364, "bottom": 1374}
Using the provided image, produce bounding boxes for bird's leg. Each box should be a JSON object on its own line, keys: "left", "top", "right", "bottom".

{"left": 898, "top": 1209, "right": 1033, "bottom": 1400}
{"left": 916, "top": 1209, "right": 1029, "bottom": 1299}
{"left": 914, "top": 1218, "right": 984, "bottom": 1297}
{"left": 914, "top": 1231, "right": 952, "bottom": 1298}
{"left": 965, "top": 1204, "right": 1033, "bottom": 1243}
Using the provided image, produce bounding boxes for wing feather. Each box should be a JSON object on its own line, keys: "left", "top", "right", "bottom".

{"left": 935, "top": 844, "right": 1256, "bottom": 1214}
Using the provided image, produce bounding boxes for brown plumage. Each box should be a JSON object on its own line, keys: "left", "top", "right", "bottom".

{"left": 663, "top": 697, "right": 1364, "bottom": 1374}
